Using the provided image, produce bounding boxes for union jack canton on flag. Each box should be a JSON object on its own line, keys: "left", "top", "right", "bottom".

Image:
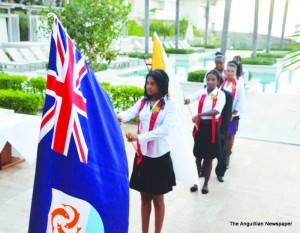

{"left": 28, "top": 18, "right": 129, "bottom": 233}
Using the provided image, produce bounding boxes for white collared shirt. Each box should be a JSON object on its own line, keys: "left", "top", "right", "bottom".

{"left": 222, "top": 78, "right": 244, "bottom": 116}
{"left": 119, "top": 97, "right": 176, "bottom": 158}
{"left": 188, "top": 87, "right": 225, "bottom": 120}
{"left": 240, "top": 69, "right": 249, "bottom": 87}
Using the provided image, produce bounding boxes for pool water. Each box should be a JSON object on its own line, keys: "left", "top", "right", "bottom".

{"left": 119, "top": 54, "right": 300, "bottom": 95}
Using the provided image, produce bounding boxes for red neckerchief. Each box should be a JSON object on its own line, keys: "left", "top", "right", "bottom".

{"left": 136, "top": 98, "right": 163, "bottom": 165}
{"left": 222, "top": 77, "right": 236, "bottom": 101}
{"left": 193, "top": 91, "right": 219, "bottom": 144}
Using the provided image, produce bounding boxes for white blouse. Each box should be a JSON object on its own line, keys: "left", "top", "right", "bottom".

{"left": 222, "top": 78, "right": 244, "bottom": 116}
{"left": 119, "top": 97, "right": 176, "bottom": 158}
{"left": 188, "top": 87, "right": 225, "bottom": 120}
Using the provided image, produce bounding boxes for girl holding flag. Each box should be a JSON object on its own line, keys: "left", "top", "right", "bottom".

{"left": 184, "top": 70, "right": 225, "bottom": 194}
{"left": 117, "top": 69, "right": 176, "bottom": 233}
{"left": 221, "top": 61, "right": 245, "bottom": 168}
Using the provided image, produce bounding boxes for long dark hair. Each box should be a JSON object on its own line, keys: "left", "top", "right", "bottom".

{"left": 144, "top": 69, "right": 169, "bottom": 107}
{"left": 233, "top": 56, "right": 243, "bottom": 77}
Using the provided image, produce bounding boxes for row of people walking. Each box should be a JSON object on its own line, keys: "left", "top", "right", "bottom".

{"left": 116, "top": 52, "right": 245, "bottom": 233}
{"left": 187, "top": 52, "right": 245, "bottom": 194}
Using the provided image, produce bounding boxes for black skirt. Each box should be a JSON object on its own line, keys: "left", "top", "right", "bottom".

{"left": 193, "top": 119, "right": 222, "bottom": 160}
{"left": 130, "top": 152, "right": 176, "bottom": 195}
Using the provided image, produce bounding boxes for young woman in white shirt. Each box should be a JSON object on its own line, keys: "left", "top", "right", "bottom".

{"left": 117, "top": 69, "right": 176, "bottom": 233}
{"left": 221, "top": 61, "right": 245, "bottom": 168}
{"left": 233, "top": 55, "right": 249, "bottom": 87}
{"left": 184, "top": 70, "right": 225, "bottom": 194}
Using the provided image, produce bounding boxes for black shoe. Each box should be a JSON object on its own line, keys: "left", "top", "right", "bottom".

{"left": 217, "top": 176, "right": 224, "bottom": 182}
{"left": 201, "top": 186, "right": 209, "bottom": 194}
{"left": 198, "top": 172, "right": 204, "bottom": 178}
{"left": 190, "top": 184, "right": 198, "bottom": 192}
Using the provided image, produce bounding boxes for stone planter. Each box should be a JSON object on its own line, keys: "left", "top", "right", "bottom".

{"left": 243, "top": 58, "right": 284, "bottom": 75}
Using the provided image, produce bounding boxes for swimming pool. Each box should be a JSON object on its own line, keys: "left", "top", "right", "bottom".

{"left": 119, "top": 55, "right": 300, "bottom": 95}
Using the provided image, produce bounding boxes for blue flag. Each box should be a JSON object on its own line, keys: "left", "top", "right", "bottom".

{"left": 28, "top": 18, "right": 129, "bottom": 233}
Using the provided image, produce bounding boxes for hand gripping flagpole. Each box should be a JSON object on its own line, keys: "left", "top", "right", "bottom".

{"left": 183, "top": 94, "right": 198, "bottom": 130}
{"left": 120, "top": 123, "right": 140, "bottom": 156}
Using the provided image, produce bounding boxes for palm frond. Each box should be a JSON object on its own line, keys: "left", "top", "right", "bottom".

{"left": 283, "top": 58, "right": 300, "bottom": 69}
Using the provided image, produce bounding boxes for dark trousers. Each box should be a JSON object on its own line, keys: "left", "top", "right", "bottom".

{"left": 201, "top": 138, "right": 228, "bottom": 177}
{"left": 215, "top": 138, "right": 228, "bottom": 177}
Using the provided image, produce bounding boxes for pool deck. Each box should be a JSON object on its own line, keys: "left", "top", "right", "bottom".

{"left": 1, "top": 73, "right": 300, "bottom": 233}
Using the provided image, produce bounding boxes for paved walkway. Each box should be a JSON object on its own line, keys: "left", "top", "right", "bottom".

{"left": 1, "top": 70, "right": 300, "bottom": 233}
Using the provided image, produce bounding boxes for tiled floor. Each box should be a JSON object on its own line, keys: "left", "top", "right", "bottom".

{"left": 1, "top": 134, "right": 300, "bottom": 233}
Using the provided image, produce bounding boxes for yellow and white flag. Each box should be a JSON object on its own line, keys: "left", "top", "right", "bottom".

{"left": 152, "top": 32, "right": 198, "bottom": 185}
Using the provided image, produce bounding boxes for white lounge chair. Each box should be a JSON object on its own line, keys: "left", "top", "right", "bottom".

{"left": 0, "top": 48, "right": 29, "bottom": 71}
{"left": 6, "top": 48, "right": 45, "bottom": 70}
{"left": 168, "top": 41, "right": 176, "bottom": 49}
{"left": 119, "top": 38, "right": 134, "bottom": 53}
{"left": 30, "top": 47, "right": 49, "bottom": 62}
{"left": 180, "top": 40, "right": 204, "bottom": 52}
{"left": 109, "top": 56, "right": 140, "bottom": 69}
{"left": 133, "top": 40, "right": 143, "bottom": 52}
{"left": 179, "top": 40, "right": 188, "bottom": 49}
{"left": 162, "top": 41, "right": 172, "bottom": 49}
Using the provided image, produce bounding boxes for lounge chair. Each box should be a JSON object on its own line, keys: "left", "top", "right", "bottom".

{"left": 30, "top": 47, "right": 49, "bottom": 62}
{"left": 6, "top": 47, "right": 46, "bottom": 70}
{"left": 0, "top": 48, "right": 29, "bottom": 71}
{"left": 168, "top": 41, "right": 176, "bottom": 49}
{"left": 162, "top": 41, "right": 172, "bottom": 49}
{"left": 133, "top": 40, "right": 144, "bottom": 52}
{"left": 119, "top": 38, "right": 134, "bottom": 53}
{"left": 19, "top": 47, "right": 47, "bottom": 69}
{"left": 180, "top": 40, "right": 204, "bottom": 52}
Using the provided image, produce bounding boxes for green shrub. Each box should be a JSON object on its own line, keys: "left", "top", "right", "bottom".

{"left": 128, "top": 52, "right": 152, "bottom": 59}
{"left": 193, "top": 44, "right": 220, "bottom": 49}
{"left": 0, "top": 90, "right": 42, "bottom": 114}
{"left": 100, "top": 82, "right": 111, "bottom": 92}
{"left": 231, "top": 47, "right": 264, "bottom": 51}
{"left": 242, "top": 57, "right": 276, "bottom": 65}
{"left": 0, "top": 73, "right": 27, "bottom": 91}
{"left": 187, "top": 70, "right": 208, "bottom": 82}
{"left": 204, "top": 44, "right": 219, "bottom": 49}
{"left": 270, "top": 47, "right": 294, "bottom": 51}
{"left": 249, "top": 71, "right": 253, "bottom": 80}
{"left": 257, "top": 53, "right": 285, "bottom": 58}
{"left": 27, "top": 77, "right": 46, "bottom": 95}
{"left": 92, "top": 63, "right": 108, "bottom": 72}
{"left": 107, "top": 85, "right": 144, "bottom": 113}
{"left": 165, "top": 48, "right": 194, "bottom": 54}
{"left": 192, "top": 43, "right": 204, "bottom": 47}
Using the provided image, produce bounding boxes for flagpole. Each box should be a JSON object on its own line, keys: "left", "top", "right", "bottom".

{"left": 47, "top": 13, "right": 58, "bottom": 19}
{"left": 183, "top": 94, "right": 199, "bottom": 130}
{"left": 120, "top": 123, "right": 140, "bottom": 156}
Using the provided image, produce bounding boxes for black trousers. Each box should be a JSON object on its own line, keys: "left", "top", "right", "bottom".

{"left": 201, "top": 137, "right": 228, "bottom": 177}
{"left": 215, "top": 138, "right": 228, "bottom": 177}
